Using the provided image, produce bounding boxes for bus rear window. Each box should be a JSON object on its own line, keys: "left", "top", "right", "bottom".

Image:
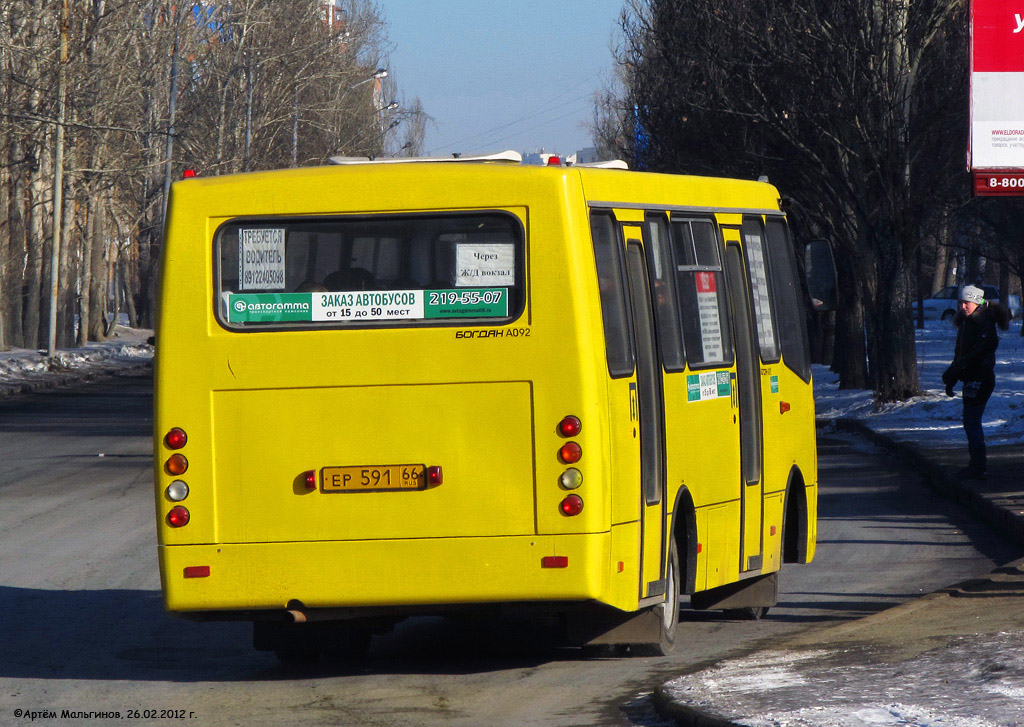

{"left": 215, "top": 213, "right": 524, "bottom": 328}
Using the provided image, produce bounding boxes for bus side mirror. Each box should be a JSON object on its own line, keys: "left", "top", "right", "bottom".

{"left": 804, "top": 239, "right": 838, "bottom": 312}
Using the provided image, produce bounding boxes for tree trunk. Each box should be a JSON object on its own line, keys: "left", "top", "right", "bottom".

{"left": 868, "top": 239, "right": 919, "bottom": 402}
{"left": 831, "top": 249, "right": 869, "bottom": 389}
{"left": 88, "top": 192, "right": 107, "bottom": 341}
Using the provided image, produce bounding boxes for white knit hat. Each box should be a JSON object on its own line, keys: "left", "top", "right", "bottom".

{"left": 959, "top": 285, "right": 986, "bottom": 305}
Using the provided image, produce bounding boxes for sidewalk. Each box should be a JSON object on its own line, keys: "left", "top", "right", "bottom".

{"left": 655, "top": 423, "right": 1024, "bottom": 727}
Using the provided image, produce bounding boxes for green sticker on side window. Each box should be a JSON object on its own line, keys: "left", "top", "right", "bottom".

{"left": 687, "top": 371, "right": 732, "bottom": 402}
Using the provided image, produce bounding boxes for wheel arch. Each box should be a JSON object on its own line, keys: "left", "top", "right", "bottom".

{"left": 669, "top": 486, "right": 699, "bottom": 594}
{"left": 782, "top": 465, "right": 810, "bottom": 564}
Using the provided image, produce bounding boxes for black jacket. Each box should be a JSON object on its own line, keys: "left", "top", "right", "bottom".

{"left": 943, "top": 304, "right": 1010, "bottom": 384}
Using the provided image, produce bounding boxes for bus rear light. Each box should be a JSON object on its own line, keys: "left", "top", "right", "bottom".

{"left": 166, "top": 454, "right": 188, "bottom": 475}
{"left": 184, "top": 566, "right": 210, "bottom": 578}
{"left": 780, "top": 401, "right": 791, "bottom": 414}
{"left": 167, "top": 506, "right": 190, "bottom": 527}
{"left": 559, "top": 468, "right": 583, "bottom": 490}
{"left": 558, "top": 415, "right": 582, "bottom": 437}
{"left": 303, "top": 470, "right": 317, "bottom": 491}
{"left": 427, "top": 466, "right": 443, "bottom": 485}
{"left": 559, "top": 442, "right": 582, "bottom": 464}
{"left": 164, "top": 428, "right": 188, "bottom": 449}
{"left": 166, "top": 480, "right": 189, "bottom": 502}
{"left": 559, "top": 494, "right": 583, "bottom": 516}
{"left": 541, "top": 556, "right": 569, "bottom": 568}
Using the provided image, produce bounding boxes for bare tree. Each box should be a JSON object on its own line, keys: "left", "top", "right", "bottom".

{"left": 613, "top": 0, "right": 968, "bottom": 401}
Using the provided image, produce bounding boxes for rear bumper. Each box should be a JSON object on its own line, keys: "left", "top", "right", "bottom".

{"left": 160, "top": 533, "right": 624, "bottom": 614}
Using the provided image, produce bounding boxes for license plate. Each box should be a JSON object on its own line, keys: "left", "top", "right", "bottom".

{"left": 321, "top": 464, "right": 426, "bottom": 492}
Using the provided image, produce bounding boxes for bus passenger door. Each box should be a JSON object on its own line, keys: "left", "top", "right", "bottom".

{"left": 723, "top": 240, "right": 764, "bottom": 573}
{"left": 622, "top": 233, "right": 667, "bottom": 599}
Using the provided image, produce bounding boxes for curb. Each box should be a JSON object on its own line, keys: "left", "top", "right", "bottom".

{"left": 820, "top": 417, "right": 1024, "bottom": 548}
{"left": 652, "top": 685, "right": 743, "bottom": 727}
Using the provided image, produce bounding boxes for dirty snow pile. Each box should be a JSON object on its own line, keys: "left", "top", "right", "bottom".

{"left": 814, "top": 318, "right": 1024, "bottom": 446}
{"left": 662, "top": 631, "right": 1024, "bottom": 726}
{"left": 0, "top": 326, "right": 153, "bottom": 397}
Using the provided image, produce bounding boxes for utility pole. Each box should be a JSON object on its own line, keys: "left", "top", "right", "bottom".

{"left": 47, "top": 0, "right": 70, "bottom": 357}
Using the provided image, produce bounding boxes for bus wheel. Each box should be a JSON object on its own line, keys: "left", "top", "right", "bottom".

{"left": 635, "top": 539, "right": 680, "bottom": 656}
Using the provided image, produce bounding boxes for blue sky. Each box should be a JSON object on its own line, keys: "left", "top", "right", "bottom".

{"left": 381, "top": 1, "right": 626, "bottom": 157}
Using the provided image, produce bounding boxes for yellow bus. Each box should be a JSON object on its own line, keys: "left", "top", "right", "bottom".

{"left": 154, "top": 153, "right": 830, "bottom": 661}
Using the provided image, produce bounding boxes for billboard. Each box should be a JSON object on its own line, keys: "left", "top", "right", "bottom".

{"left": 970, "top": 0, "right": 1024, "bottom": 194}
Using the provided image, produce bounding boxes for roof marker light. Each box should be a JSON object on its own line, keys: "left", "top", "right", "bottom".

{"left": 182, "top": 169, "right": 196, "bottom": 178}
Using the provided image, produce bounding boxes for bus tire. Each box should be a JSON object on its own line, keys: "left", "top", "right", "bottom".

{"left": 634, "top": 539, "right": 680, "bottom": 656}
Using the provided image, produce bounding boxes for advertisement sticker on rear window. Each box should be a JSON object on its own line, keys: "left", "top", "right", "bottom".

{"left": 227, "top": 288, "right": 508, "bottom": 324}
{"left": 455, "top": 243, "right": 516, "bottom": 287}
{"left": 238, "top": 228, "right": 286, "bottom": 290}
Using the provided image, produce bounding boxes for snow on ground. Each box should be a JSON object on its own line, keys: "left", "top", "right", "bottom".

{"left": 663, "top": 631, "right": 1024, "bottom": 726}
{"left": 0, "top": 326, "right": 153, "bottom": 397}
{"left": 814, "top": 317, "right": 1024, "bottom": 447}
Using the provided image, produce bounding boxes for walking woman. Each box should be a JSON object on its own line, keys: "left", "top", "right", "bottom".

{"left": 942, "top": 284, "right": 1010, "bottom": 480}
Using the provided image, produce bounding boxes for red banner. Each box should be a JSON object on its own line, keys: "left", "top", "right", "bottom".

{"left": 973, "top": 0, "right": 1024, "bottom": 72}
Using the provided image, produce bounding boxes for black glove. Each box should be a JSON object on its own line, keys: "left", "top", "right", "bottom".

{"left": 942, "top": 366, "right": 958, "bottom": 387}
{"left": 945, "top": 383, "right": 955, "bottom": 397}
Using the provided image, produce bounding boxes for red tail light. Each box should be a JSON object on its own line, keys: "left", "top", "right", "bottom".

{"left": 184, "top": 566, "right": 210, "bottom": 578}
{"left": 541, "top": 556, "right": 569, "bottom": 568}
{"left": 168, "top": 506, "right": 190, "bottom": 527}
{"left": 428, "top": 466, "right": 443, "bottom": 485}
{"left": 166, "top": 454, "right": 188, "bottom": 476}
{"left": 304, "top": 470, "right": 317, "bottom": 491}
{"left": 165, "top": 428, "right": 187, "bottom": 449}
{"left": 558, "top": 416, "right": 582, "bottom": 437}
{"left": 559, "top": 494, "right": 584, "bottom": 516}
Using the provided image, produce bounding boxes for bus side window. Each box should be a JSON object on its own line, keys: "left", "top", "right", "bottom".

{"left": 741, "top": 217, "right": 781, "bottom": 364}
{"left": 643, "top": 214, "right": 686, "bottom": 372}
{"left": 671, "top": 218, "right": 733, "bottom": 369}
{"left": 765, "top": 218, "right": 812, "bottom": 382}
{"left": 590, "top": 213, "right": 635, "bottom": 378}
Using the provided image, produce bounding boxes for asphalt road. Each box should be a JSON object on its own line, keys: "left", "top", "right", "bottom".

{"left": 0, "top": 374, "right": 1018, "bottom": 727}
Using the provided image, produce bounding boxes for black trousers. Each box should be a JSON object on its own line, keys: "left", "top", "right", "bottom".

{"left": 962, "top": 374, "right": 995, "bottom": 471}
